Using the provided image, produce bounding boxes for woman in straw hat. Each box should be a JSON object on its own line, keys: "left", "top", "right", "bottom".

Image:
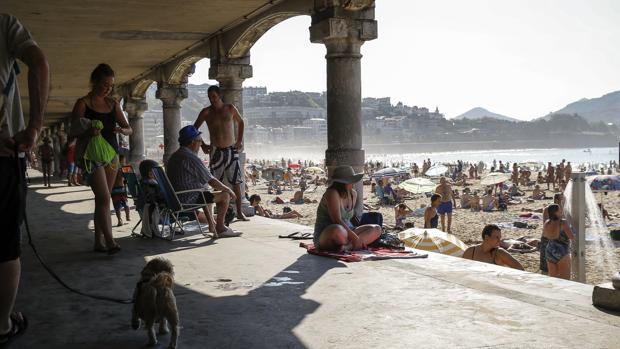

{"left": 313, "top": 165, "right": 381, "bottom": 251}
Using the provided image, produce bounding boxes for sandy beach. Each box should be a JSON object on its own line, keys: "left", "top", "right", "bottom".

{"left": 249, "top": 172, "right": 620, "bottom": 285}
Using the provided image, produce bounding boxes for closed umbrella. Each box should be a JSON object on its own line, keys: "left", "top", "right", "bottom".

{"left": 425, "top": 164, "right": 448, "bottom": 177}
{"left": 398, "top": 178, "right": 437, "bottom": 194}
{"left": 480, "top": 172, "right": 512, "bottom": 186}
{"left": 398, "top": 228, "right": 468, "bottom": 257}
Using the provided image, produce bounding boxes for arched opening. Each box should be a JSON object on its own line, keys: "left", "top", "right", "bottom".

{"left": 141, "top": 81, "right": 164, "bottom": 159}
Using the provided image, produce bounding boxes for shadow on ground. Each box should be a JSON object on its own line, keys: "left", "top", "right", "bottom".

{"left": 15, "top": 176, "right": 342, "bottom": 348}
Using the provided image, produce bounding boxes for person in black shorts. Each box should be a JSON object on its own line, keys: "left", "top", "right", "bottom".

{"left": 0, "top": 14, "right": 49, "bottom": 345}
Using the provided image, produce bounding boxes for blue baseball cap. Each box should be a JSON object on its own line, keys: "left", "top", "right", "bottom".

{"left": 178, "top": 125, "right": 202, "bottom": 145}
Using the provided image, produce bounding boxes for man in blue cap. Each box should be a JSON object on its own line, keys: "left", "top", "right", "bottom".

{"left": 166, "top": 125, "right": 241, "bottom": 238}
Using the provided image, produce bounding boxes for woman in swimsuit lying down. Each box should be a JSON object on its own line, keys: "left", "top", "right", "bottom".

{"left": 462, "top": 224, "right": 524, "bottom": 270}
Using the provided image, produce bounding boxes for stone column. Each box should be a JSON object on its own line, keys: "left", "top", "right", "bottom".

{"left": 310, "top": 5, "right": 377, "bottom": 217}
{"left": 156, "top": 83, "right": 188, "bottom": 164}
{"left": 123, "top": 97, "right": 148, "bottom": 168}
{"left": 209, "top": 57, "right": 254, "bottom": 215}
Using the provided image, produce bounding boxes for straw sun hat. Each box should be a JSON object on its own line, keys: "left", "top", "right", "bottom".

{"left": 328, "top": 165, "right": 363, "bottom": 185}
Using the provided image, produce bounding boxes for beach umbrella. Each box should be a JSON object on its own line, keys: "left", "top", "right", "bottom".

{"left": 587, "top": 175, "right": 620, "bottom": 192}
{"left": 288, "top": 163, "right": 301, "bottom": 169}
{"left": 518, "top": 160, "right": 542, "bottom": 170}
{"left": 373, "top": 167, "right": 406, "bottom": 178}
{"left": 480, "top": 172, "right": 512, "bottom": 186}
{"left": 397, "top": 178, "right": 437, "bottom": 194}
{"left": 425, "top": 164, "right": 448, "bottom": 177}
{"left": 398, "top": 228, "right": 468, "bottom": 257}
{"left": 261, "top": 167, "right": 284, "bottom": 180}
{"left": 305, "top": 166, "right": 324, "bottom": 174}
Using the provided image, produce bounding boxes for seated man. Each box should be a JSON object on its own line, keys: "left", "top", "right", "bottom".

{"left": 462, "top": 224, "right": 524, "bottom": 270}
{"left": 531, "top": 185, "right": 545, "bottom": 200}
{"left": 481, "top": 189, "right": 497, "bottom": 212}
{"left": 166, "top": 125, "right": 241, "bottom": 238}
{"left": 460, "top": 188, "right": 472, "bottom": 209}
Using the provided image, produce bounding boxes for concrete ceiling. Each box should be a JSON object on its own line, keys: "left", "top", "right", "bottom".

{"left": 5, "top": 0, "right": 276, "bottom": 125}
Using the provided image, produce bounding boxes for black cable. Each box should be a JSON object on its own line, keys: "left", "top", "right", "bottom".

{"left": 17, "top": 144, "right": 133, "bottom": 304}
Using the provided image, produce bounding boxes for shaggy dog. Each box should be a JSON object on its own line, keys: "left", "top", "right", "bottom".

{"left": 132, "top": 258, "right": 179, "bottom": 348}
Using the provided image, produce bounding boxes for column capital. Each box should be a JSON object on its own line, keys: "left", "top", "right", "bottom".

{"left": 208, "top": 57, "right": 253, "bottom": 83}
{"left": 156, "top": 83, "right": 188, "bottom": 108}
{"left": 123, "top": 98, "right": 148, "bottom": 119}
{"left": 310, "top": 6, "right": 377, "bottom": 46}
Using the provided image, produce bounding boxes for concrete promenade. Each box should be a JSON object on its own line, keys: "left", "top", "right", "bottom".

{"left": 12, "top": 174, "right": 620, "bottom": 348}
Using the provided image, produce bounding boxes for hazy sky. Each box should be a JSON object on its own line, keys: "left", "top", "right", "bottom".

{"left": 189, "top": 0, "right": 620, "bottom": 120}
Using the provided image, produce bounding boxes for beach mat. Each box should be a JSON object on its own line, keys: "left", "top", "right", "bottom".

{"left": 300, "top": 242, "right": 427, "bottom": 262}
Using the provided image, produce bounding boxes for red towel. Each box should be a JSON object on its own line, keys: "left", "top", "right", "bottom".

{"left": 300, "top": 242, "right": 427, "bottom": 262}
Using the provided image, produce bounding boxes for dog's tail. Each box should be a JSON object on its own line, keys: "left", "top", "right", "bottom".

{"left": 151, "top": 272, "right": 174, "bottom": 289}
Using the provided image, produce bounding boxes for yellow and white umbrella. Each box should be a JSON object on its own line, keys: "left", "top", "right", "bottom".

{"left": 398, "top": 228, "right": 468, "bottom": 257}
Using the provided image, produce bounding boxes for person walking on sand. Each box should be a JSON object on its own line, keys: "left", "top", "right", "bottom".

{"left": 434, "top": 176, "right": 454, "bottom": 233}
{"left": 194, "top": 85, "right": 248, "bottom": 221}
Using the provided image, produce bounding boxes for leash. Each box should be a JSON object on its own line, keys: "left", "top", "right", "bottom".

{"left": 15, "top": 143, "right": 133, "bottom": 304}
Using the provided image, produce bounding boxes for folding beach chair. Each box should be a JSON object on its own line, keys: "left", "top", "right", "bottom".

{"left": 151, "top": 165, "right": 213, "bottom": 240}
{"left": 121, "top": 165, "right": 145, "bottom": 236}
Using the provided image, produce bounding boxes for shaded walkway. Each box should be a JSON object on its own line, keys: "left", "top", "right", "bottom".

{"left": 13, "top": 172, "right": 620, "bottom": 348}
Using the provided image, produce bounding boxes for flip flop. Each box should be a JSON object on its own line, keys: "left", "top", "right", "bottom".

{"left": 0, "top": 312, "right": 28, "bottom": 346}
{"left": 279, "top": 232, "right": 313, "bottom": 240}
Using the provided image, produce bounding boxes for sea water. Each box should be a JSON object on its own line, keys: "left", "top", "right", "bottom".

{"left": 247, "top": 146, "right": 618, "bottom": 166}
{"left": 366, "top": 147, "right": 618, "bottom": 168}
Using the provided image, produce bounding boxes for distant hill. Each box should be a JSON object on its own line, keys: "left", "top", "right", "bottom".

{"left": 552, "top": 90, "right": 620, "bottom": 124}
{"left": 453, "top": 107, "right": 518, "bottom": 122}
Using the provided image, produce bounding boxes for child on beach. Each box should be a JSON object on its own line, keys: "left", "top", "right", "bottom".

{"left": 470, "top": 191, "right": 481, "bottom": 211}
{"left": 111, "top": 165, "right": 130, "bottom": 226}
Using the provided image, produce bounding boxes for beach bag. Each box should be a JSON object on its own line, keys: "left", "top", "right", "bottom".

{"left": 360, "top": 212, "right": 383, "bottom": 227}
{"left": 83, "top": 120, "right": 116, "bottom": 172}
{"left": 369, "top": 231, "right": 404, "bottom": 250}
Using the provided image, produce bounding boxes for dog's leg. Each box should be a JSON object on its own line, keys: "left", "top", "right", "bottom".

{"left": 146, "top": 319, "right": 157, "bottom": 346}
{"left": 158, "top": 317, "right": 169, "bottom": 334}
{"left": 167, "top": 319, "right": 179, "bottom": 349}
{"left": 166, "top": 302, "right": 180, "bottom": 349}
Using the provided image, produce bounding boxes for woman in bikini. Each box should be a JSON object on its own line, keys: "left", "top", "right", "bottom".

{"left": 542, "top": 204, "right": 574, "bottom": 279}
{"left": 313, "top": 166, "right": 381, "bottom": 251}
{"left": 71, "top": 64, "right": 132, "bottom": 254}
{"left": 462, "top": 224, "right": 524, "bottom": 270}
{"left": 424, "top": 194, "right": 441, "bottom": 229}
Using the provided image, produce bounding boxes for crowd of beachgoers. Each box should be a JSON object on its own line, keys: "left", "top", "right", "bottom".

{"left": 243, "top": 157, "right": 620, "bottom": 285}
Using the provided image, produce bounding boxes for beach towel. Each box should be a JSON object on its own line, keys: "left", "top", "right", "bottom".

{"left": 299, "top": 242, "right": 427, "bottom": 262}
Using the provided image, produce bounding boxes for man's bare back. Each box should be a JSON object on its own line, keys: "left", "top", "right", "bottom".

{"left": 194, "top": 104, "right": 238, "bottom": 149}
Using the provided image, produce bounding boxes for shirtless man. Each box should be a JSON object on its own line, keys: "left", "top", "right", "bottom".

{"left": 546, "top": 162, "right": 555, "bottom": 190}
{"left": 434, "top": 176, "right": 454, "bottom": 233}
{"left": 194, "top": 85, "right": 248, "bottom": 221}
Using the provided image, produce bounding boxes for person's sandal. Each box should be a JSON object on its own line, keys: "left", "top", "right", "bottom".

{"left": 107, "top": 245, "right": 121, "bottom": 255}
{"left": 0, "top": 312, "right": 28, "bottom": 346}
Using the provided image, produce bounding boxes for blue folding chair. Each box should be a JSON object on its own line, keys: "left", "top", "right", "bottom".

{"left": 151, "top": 166, "right": 212, "bottom": 240}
